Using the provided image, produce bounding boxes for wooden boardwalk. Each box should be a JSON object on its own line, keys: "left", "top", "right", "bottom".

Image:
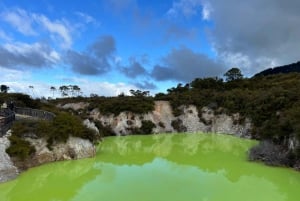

{"left": 0, "top": 107, "right": 55, "bottom": 137}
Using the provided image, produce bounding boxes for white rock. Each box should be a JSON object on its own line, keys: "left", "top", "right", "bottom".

{"left": 0, "top": 130, "right": 19, "bottom": 183}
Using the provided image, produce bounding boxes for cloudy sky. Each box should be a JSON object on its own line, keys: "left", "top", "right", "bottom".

{"left": 1, "top": 0, "right": 300, "bottom": 97}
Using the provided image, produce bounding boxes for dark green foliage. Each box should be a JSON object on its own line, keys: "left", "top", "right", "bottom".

{"left": 139, "top": 120, "right": 156, "bottom": 134}
{"left": 94, "top": 120, "right": 115, "bottom": 137}
{"left": 254, "top": 61, "right": 300, "bottom": 77}
{"left": 171, "top": 119, "right": 187, "bottom": 132}
{"left": 10, "top": 120, "right": 41, "bottom": 138}
{"left": 51, "top": 94, "right": 154, "bottom": 116}
{"left": 88, "top": 96, "right": 154, "bottom": 115}
{"left": 191, "top": 77, "right": 224, "bottom": 90}
{"left": 224, "top": 68, "right": 243, "bottom": 81}
{"left": 6, "top": 135, "right": 35, "bottom": 160}
{"left": 0, "top": 85, "right": 9, "bottom": 93}
{"left": 129, "top": 120, "right": 156, "bottom": 135}
{"left": 44, "top": 113, "right": 100, "bottom": 145}
{"left": 0, "top": 93, "right": 41, "bottom": 108}
{"left": 158, "top": 121, "right": 165, "bottom": 128}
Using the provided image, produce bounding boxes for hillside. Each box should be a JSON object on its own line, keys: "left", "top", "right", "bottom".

{"left": 254, "top": 61, "right": 300, "bottom": 77}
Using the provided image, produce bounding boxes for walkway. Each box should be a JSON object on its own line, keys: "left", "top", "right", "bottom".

{"left": 0, "top": 107, "right": 55, "bottom": 136}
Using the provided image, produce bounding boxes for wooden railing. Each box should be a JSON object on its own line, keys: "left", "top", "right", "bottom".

{"left": 0, "top": 107, "right": 55, "bottom": 137}
{"left": 15, "top": 107, "right": 55, "bottom": 121}
{"left": 0, "top": 108, "right": 15, "bottom": 136}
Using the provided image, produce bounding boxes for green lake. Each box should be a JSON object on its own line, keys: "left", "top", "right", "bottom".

{"left": 1, "top": 133, "right": 300, "bottom": 201}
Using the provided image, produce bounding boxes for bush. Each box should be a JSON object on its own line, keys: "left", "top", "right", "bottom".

{"left": 171, "top": 119, "right": 187, "bottom": 132}
{"left": 94, "top": 120, "right": 115, "bottom": 137}
{"left": 45, "top": 113, "right": 100, "bottom": 146}
{"left": 88, "top": 96, "right": 154, "bottom": 115}
{"left": 0, "top": 93, "right": 41, "bottom": 108}
{"left": 139, "top": 120, "right": 156, "bottom": 134}
{"left": 6, "top": 135, "right": 35, "bottom": 160}
{"left": 130, "top": 120, "right": 156, "bottom": 135}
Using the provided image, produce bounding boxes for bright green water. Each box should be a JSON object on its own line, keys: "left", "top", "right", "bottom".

{"left": 1, "top": 133, "right": 300, "bottom": 201}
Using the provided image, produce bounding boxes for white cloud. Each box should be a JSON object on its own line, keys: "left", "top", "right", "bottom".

{"left": 33, "top": 14, "right": 72, "bottom": 49}
{"left": 75, "top": 12, "right": 98, "bottom": 25}
{"left": 0, "top": 67, "right": 38, "bottom": 96}
{"left": 0, "top": 67, "right": 30, "bottom": 82}
{"left": 166, "top": 0, "right": 203, "bottom": 18}
{"left": 1, "top": 8, "right": 37, "bottom": 36}
{"left": 219, "top": 51, "right": 279, "bottom": 76}
{"left": 80, "top": 81, "right": 136, "bottom": 97}
{"left": 202, "top": 2, "right": 211, "bottom": 20}
{"left": 1, "top": 8, "right": 73, "bottom": 49}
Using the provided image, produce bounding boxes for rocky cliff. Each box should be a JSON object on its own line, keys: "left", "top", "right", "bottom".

{"left": 0, "top": 130, "right": 97, "bottom": 183}
{"left": 0, "top": 131, "right": 19, "bottom": 183}
{"left": 88, "top": 101, "right": 252, "bottom": 137}
{"left": 13, "top": 136, "right": 96, "bottom": 171}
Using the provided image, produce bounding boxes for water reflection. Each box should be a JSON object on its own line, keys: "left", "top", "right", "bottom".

{"left": 0, "top": 159, "right": 100, "bottom": 201}
{"left": 0, "top": 133, "right": 299, "bottom": 201}
{"left": 69, "top": 158, "right": 287, "bottom": 201}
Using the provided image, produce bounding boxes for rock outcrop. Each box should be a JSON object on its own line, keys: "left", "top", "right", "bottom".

{"left": 1, "top": 133, "right": 96, "bottom": 183}
{"left": 89, "top": 101, "right": 252, "bottom": 138}
{"left": 13, "top": 137, "right": 96, "bottom": 171}
{"left": 0, "top": 131, "right": 19, "bottom": 183}
{"left": 249, "top": 136, "right": 300, "bottom": 170}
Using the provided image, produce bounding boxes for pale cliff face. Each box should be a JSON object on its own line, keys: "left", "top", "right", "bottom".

{"left": 18, "top": 137, "right": 96, "bottom": 170}
{"left": 89, "top": 101, "right": 252, "bottom": 137}
{"left": 0, "top": 131, "right": 19, "bottom": 183}
{"left": 0, "top": 133, "right": 96, "bottom": 183}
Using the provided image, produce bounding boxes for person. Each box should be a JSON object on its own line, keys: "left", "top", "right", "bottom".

{"left": 8, "top": 101, "right": 15, "bottom": 112}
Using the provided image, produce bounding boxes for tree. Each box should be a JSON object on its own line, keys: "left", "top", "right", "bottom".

{"left": 129, "top": 89, "right": 150, "bottom": 97}
{"left": 59, "top": 85, "right": 69, "bottom": 97}
{"left": 224, "top": 68, "right": 243, "bottom": 81}
{"left": 50, "top": 86, "right": 56, "bottom": 98}
{"left": 29, "top": 85, "right": 35, "bottom": 97}
{"left": 0, "top": 85, "right": 9, "bottom": 93}
{"left": 72, "top": 85, "right": 81, "bottom": 96}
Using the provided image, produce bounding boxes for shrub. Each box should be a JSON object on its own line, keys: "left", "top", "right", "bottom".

{"left": 6, "top": 135, "right": 35, "bottom": 160}
{"left": 171, "top": 119, "right": 187, "bottom": 132}
{"left": 139, "top": 120, "right": 156, "bottom": 134}
{"left": 130, "top": 120, "right": 156, "bottom": 135}
{"left": 158, "top": 121, "right": 165, "bottom": 128}
{"left": 88, "top": 96, "right": 154, "bottom": 115}
{"left": 94, "top": 120, "right": 115, "bottom": 137}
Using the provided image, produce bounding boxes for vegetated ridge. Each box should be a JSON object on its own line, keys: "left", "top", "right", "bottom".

{"left": 254, "top": 61, "right": 300, "bottom": 77}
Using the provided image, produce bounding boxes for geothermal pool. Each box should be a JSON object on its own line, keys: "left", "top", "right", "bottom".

{"left": 0, "top": 133, "right": 300, "bottom": 201}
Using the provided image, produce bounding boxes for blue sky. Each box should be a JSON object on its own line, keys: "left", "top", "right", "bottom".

{"left": 1, "top": 0, "right": 300, "bottom": 98}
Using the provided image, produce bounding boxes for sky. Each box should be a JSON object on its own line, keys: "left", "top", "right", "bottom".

{"left": 1, "top": 0, "right": 300, "bottom": 98}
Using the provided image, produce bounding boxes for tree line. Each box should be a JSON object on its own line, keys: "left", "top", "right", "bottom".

{"left": 0, "top": 84, "right": 82, "bottom": 98}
